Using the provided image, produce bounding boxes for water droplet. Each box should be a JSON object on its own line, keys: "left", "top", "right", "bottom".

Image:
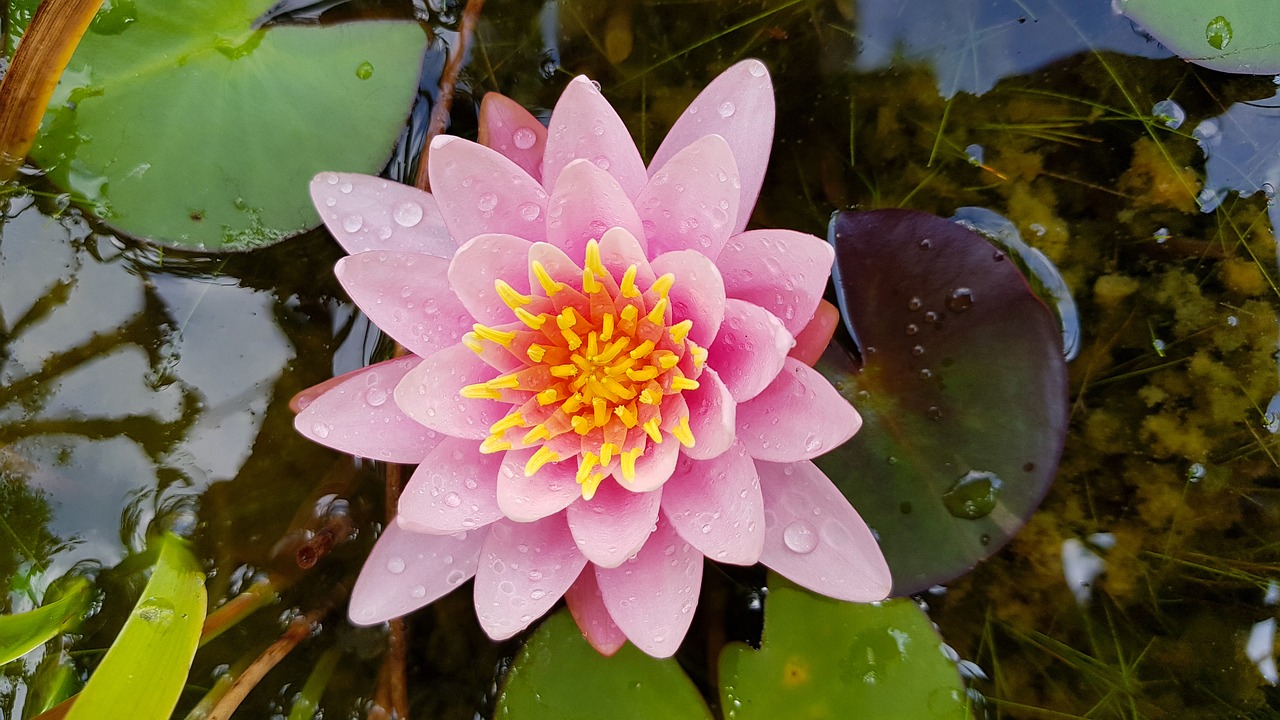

{"left": 905, "top": 323, "right": 919, "bottom": 336}
{"left": 804, "top": 435, "right": 823, "bottom": 453}
{"left": 444, "top": 492, "right": 462, "bottom": 508}
{"left": 592, "top": 154, "right": 611, "bottom": 170}
{"left": 513, "top": 127, "right": 537, "bottom": 149}
{"left": 783, "top": 521, "right": 818, "bottom": 553}
{"left": 477, "top": 193, "right": 498, "bottom": 212}
{"left": 926, "top": 406, "right": 943, "bottom": 420}
{"left": 387, "top": 557, "right": 406, "bottom": 574}
{"left": 748, "top": 60, "right": 766, "bottom": 77}
{"left": 941, "top": 470, "right": 1003, "bottom": 519}
{"left": 946, "top": 287, "right": 974, "bottom": 312}
{"left": 311, "top": 422, "right": 331, "bottom": 439}
{"left": 342, "top": 214, "right": 363, "bottom": 233}
{"left": 1151, "top": 99, "right": 1185, "bottom": 130}
{"left": 907, "top": 297, "right": 922, "bottom": 311}
{"left": 1187, "top": 463, "right": 1206, "bottom": 482}
{"left": 1206, "top": 15, "right": 1232, "bottom": 50}
{"left": 410, "top": 585, "right": 427, "bottom": 599}
{"left": 911, "top": 345, "right": 925, "bottom": 357}
{"left": 393, "top": 200, "right": 423, "bottom": 227}
{"left": 918, "top": 368, "right": 932, "bottom": 380}
{"left": 136, "top": 597, "right": 175, "bottom": 625}
{"left": 446, "top": 569, "right": 466, "bottom": 585}
{"left": 355, "top": 61, "right": 374, "bottom": 79}
{"left": 366, "top": 386, "right": 388, "bottom": 407}
{"left": 718, "top": 101, "right": 736, "bottom": 118}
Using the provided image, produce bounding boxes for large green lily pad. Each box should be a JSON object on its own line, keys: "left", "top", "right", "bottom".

{"left": 30, "top": 0, "right": 427, "bottom": 251}
{"left": 720, "top": 575, "right": 970, "bottom": 719}
{"left": 495, "top": 610, "right": 714, "bottom": 720}
{"left": 1116, "top": 0, "right": 1280, "bottom": 74}
{"left": 820, "top": 209, "right": 1068, "bottom": 594}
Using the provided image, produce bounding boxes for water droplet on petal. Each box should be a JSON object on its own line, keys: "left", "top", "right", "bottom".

{"left": 477, "top": 193, "right": 498, "bottom": 212}
{"left": 444, "top": 492, "right": 462, "bottom": 508}
{"left": 783, "top": 521, "right": 818, "bottom": 553}
{"left": 718, "top": 101, "right": 736, "bottom": 117}
{"left": 342, "top": 214, "right": 363, "bottom": 233}
{"left": 387, "top": 557, "right": 406, "bottom": 574}
{"left": 513, "top": 127, "right": 537, "bottom": 149}
{"left": 393, "top": 200, "right": 424, "bottom": 227}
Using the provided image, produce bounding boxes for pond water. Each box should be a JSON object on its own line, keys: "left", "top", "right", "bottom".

{"left": 4, "top": 0, "right": 1280, "bottom": 717}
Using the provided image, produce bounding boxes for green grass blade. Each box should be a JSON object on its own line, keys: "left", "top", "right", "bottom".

{"left": 0, "top": 578, "right": 91, "bottom": 666}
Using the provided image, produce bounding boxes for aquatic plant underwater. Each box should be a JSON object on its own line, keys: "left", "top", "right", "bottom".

{"left": 4, "top": 0, "right": 1280, "bottom": 718}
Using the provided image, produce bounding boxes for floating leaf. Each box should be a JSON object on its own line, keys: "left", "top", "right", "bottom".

{"left": 31, "top": 0, "right": 427, "bottom": 250}
{"left": 719, "top": 574, "right": 970, "bottom": 719}
{"left": 820, "top": 209, "right": 1068, "bottom": 594}
{"left": 0, "top": 578, "right": 91, "bottom": 666}
{"left": 495, "top": 610, "right": 714, "bottom": 720}
{"left": 1116, "top": 0, "right": 1280, "bottom": 74}
{"left": 65, "top": 535, "right": 206, "bottom": 720}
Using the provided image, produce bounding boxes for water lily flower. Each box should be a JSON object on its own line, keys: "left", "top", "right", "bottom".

{"left": 295, "top": 59, "right": 891, "bottom": 658}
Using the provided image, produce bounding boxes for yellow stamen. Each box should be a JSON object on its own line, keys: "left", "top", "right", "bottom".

{"left": 536, "top": 388, "right": 559, "bottom": 406}
{"left": 601, "top": 314, "right": 615, "bottom": 341}
{"left": 461, "top": 332, "right": 484, "bottom": 354}
{"left": 561, "top": 393, "right": 586, "bottom": 414}
{"left": 592, "top": 397, "right": 608, "bottom": 426}
{"left": 670, "top": 376, "right": 700, "bottom": 392}
{"left": 639, "top": 388, "right": 662, "bottom": 405}
{"left": 494, "top": 279, "right": 531, "bottom": 308}
{"left": 620, "top": 304, "right": 639, "bottom": 324}
{"left": 527, "top": 344, "right": 547, "bottom": 363}
{"left": 643, "top": 418, "right": 663, "bottom": 443}
{"left": 531, "top": 261, "right": 563, "bottom": 296}
{"left": 672, "top": 416, "right": 695, "bottom": 448}
{"left": 657, "top": 352, "right": 680, "bottom": 370}
{"left": 581, "top": 471, "right": 606, "bottom": 500}
{"left": 596, "top": 337, "right": 630, "bottom": 364}
{"left": 583, "top": 266, "right": 603, "bottom": 294}
{"left": 514, "top": 307, "right": 546, "bottom": 329}
{"left": 669, "top": 319, "right": 693, "bottom": 344}
{"left": 489, "top": 412, "right": 525, "bottom": 434}
{"left": 586, "top": 332, "right": 599, "bottom": 359}
{"left": 646, "top": 298, "right": 668, "bottom": 324}
{"left": 650, "top": 273, "right": 675, "bottom": 299}
{"left": 601, "top": 376, "right": 637, "bottom": 400}
{"left": 620, "top": 447, "right": 642, "bottom": 481}
{"left": 620, "top": 265, "right": 640, "bottom": 298}
{"left": 614, "top": 404, "right": 639, "bottom": 428}
{"left": 576, "top": 452, "right": 599, "bottom": 484}
{"left": 599, "top": 442, "right": 619, "bottom": 466}
{"left": 571, "top": 415, "right": 592, "bottom": 435}
{"left": 629, "top": 340, "right": 655, "bottom": 359}
{"left": 486, "top": 374, "right": 520, "bottom": 390}
{"left": 550, "top": 364, "right": 578, "bottom": 378}
{"left": 480, "top": 436, "right": 513, "bottom": 454}
{"left": 524, "top": 446, "right": 560, "bottom": 476}
{"left": 473, "top": 323, "right": 516, "bottom": 347}
{"left": 521, "top": 424, "right": 550, "bottom": 444}
{"left": 585, "top": 239, "right": 607, "bottom": 276}
{"left": 689, "top": 343, "right": 708, "bottom": 369}
{"left": 461, "top": 383, "right": 503, "bottom": 400}
{"left": 626, "top": 367, "right": 659, "bottom": 383}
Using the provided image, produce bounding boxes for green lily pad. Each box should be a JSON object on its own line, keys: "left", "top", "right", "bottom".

{"left": 495, "top": 610, "right": 714, "bottom": 720}
{"left": 820, "top": 209, "right": 1069, "bottom": 594}
{"left": 720, "top": 575, "right": 971, "bottom": 719}
{"left": 66, "top": 535, "right": 206, "bottom": 720}
{"left": 30, "top": 0, "right": 427, "bottom": 251}
{"left": 1116, "top": 0, "right": 1280, "bottom": 74}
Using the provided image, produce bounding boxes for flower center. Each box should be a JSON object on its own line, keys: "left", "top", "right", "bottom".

{"left": 459, "top": 233, "right": 706, "bottom": 500}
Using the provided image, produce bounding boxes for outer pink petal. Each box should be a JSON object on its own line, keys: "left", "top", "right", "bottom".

{"left": 637, "top": 134, "right": 741, "bottom": 261}
{"left": 348, "top": 521, "right": 484, "bottom": 626}
{"left": 564, "top": 568, "right": 627, "bottom": 656}
{"left": 682, "top": 366, "right": 735, "bottom": 461}
{"left": 736, "top": 358, "right": 861, "bottom": 461}
{"left": 649, "top": 250, "right": 726, "bottom": 347}
{"left": 789, "top": 299, "right": 840, "bottom": 367}
{"left": 708, "top": 298, "right": 792, "bottom": 403}
{"left": 497, "top": 450, "right": 582, "bottom": 522}
{"left": 756, "top": 459, "right": 891, "bottom": 601}
{"left": 542, "top": 76, "right": 648, "bottom": 201}
{"left": 335, "top": 251, "right": 473, "bottom": 359}
{"left": 427, "top": 135, "right": 549, "bottom": 244}
{"left": 311, "top": 173, "right": 455, "bottom": 257}
{"left": 649, "top": 59, "right": 774, "bottom": 235}
{"left": 545, "top": 159, "right": 645, "bottom": 259}
{"left": 294, "top": 356, "right": 442, "bottom": 463}
{"left": 566, "top": 480, "right": 660, "bottom": 568}
{"left": 398, "top": 437, "right": 504, "bottom": 533}
{"left": 478, "top": 92, "right": 548, "bottom": 182}
{"left": 620, "top": 429, "right": 680, "bottom": 492}
{"left": 394, "top": 343, "right": 507, "bottom": 440}
{"left": 660, "top": 440, "right": 764, "bottom": 565}
{"left": 473, "top": 516, "right": 588, "bottom": 640}
{"left": 598, "top": 226, "right": 656, "bottom": 287}
{"left": 595, "top": 517, "right": 702, "bottom": 658}
{"left": 447, "top": 233, "right": 534, "bottom": 325}
{"left": 716, "top": 229, "right": 835, "bottom": 336}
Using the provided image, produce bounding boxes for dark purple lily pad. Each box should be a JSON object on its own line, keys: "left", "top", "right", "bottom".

{"left": 817, "top": 209, "right": 1068, "bottom": 595}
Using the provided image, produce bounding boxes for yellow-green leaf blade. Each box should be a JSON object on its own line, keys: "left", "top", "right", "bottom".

{"left": 0, "top": 578, "right": 92, "bottom": 666}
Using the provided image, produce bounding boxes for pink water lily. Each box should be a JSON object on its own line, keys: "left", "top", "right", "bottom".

{"left": 295, "top": 59, "right": 891, "bottom": 658}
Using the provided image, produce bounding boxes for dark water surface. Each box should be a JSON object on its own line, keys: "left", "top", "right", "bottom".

{"left": 4, "top": 0, "right": 1280, "bottom": 717}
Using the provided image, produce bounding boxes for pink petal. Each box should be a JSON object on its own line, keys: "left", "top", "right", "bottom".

{"left": 637, "top": 134, "right": 740, "bottom": 261}
{"left": 598, "top": 226, "right": 656, "bottom": 287}
{"left": 649, "top": 250, "right": 726, "bottom": 347}
{"left": 497, "top": 449, "right": 582, "bottom": 522}
{"left": 394, "top": 343, "right": 508, "bottom": 440}
{"left": 708, "top": 298, "right": 792, "bottom": 403}
{"left": 789, "top": 299, "right": 839, "bottom": 367}
{"left": 478, "top": 92, "right": 548, "bottom": 182}
{"left": 716, "top": 229, "right": 835, "bottom": 336}
{"left": 736, "top": 358, "right": 861, "bottom": 461}
{"left": 649, "top": 59, "right": 774, "bottom": 235}
{"left": 398, "top": 437, "right": 504, "bottom": 533}
{"left": 564, "top": 568, "right": 627, "bottom": 656}
{"left": 566, "top": 480, "right": 661, "bottom": 568}
{"left": 542, "top": 76, "right": 648, "bottom": 201}
{"left": 660, "top": 440, "right": 763, "bottom": 565}
{"left": 756, "top": 459, "right": 891, "bottom": 601}
{"left": 473, "top": 516, "right": 588, "bottom": 641}
{"left": 310, "top": 173, "right": 455, "bottom": 258}
{"left": 545, "top": 159, "right": 645, "bottom": 260}
{"left": 447, "top": 233, "right": 534, "bottom": 325}
{"left": 294, "top": 356, "right": 442, "bottom": 463}
{"left": 619, "top": 427, "right": 680, "bottom": 492}
{"left": 348, "top": 521, "right": 484, "bottom": 626}
{"left": 682, "top": 366, "right": 735, "bottom": 461}
{"left": 427, "top": 135, "right": 549, "bottom": 244}
{"left": 595, "top": 517, "right": 702, "bottom": 658}
{"left": 334, "top": 251, "right": 474, "bottom": 359}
